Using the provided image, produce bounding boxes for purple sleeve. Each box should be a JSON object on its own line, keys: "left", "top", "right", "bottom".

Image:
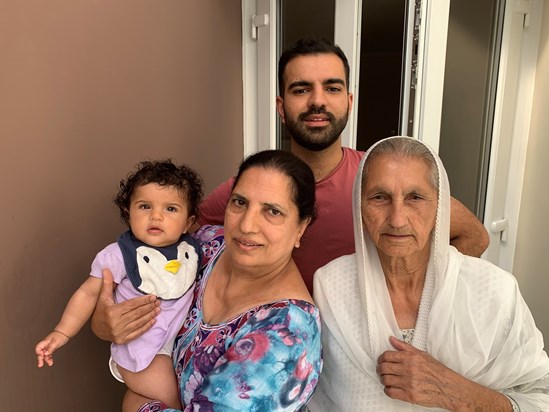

{"left": 197, "top": 177, "right": 235, "bottom": 226}
{"left": 136, "top": 401, "right": 169, "bottom": 412}
{"left": 89, "top": 242, "right": 127, "bottom": 284}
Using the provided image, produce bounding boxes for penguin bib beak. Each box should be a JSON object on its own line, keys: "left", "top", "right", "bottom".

{"left": 164, "top": 260, "right": 181, "bottom": 274}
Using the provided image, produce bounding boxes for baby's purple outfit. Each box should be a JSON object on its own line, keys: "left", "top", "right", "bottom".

{"left": 90, "top": 242, "right": 194, "bottom": 373}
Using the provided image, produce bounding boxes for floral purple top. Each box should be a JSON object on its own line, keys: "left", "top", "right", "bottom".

{"left": 157, "top": 225, "right": 322, "bottom": 412}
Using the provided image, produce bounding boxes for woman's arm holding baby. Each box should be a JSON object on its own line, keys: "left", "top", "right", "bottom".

{"left": 91, "top": 269, "right": 160, "bottom": 344}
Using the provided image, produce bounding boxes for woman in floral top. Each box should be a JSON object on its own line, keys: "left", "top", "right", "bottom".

{"left": 123, "top": 150, "right": 322, "bottom": 411}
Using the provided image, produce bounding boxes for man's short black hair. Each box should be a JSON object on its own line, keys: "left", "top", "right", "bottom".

{"left": 278, "top": 36, "right": 350, "bottom": 96}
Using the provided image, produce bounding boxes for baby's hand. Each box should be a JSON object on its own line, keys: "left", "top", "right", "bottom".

{"left": 35, "top": 330, "right": 70, "bottom": 368}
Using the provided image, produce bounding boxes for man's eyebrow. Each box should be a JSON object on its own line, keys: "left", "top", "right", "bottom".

{"left": 287, "top": 78, "right": 346, "bottom": 90}
{"left": 322, "top": 78, "right": 345, "bottom": 86}
{"left": 288, "top": 80, "right": 312, "bottom": 89}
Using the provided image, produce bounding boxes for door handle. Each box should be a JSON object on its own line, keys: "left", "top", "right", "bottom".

{"left": 491, "top": 217, "right": 509, "bottom": 241}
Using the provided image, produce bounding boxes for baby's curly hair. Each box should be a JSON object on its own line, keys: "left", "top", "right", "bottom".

{"left": 114, "top": 159, "right": 204, "bottom": 226}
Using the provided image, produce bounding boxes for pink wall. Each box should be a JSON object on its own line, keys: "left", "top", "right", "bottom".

{"left": 0, "top": 1, "right": 243, "bottom": 409}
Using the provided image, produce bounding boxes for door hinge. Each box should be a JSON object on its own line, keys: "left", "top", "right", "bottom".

{"left": 251, "top": 14, "right": 269, "bottom": 40}
{"left": 410, "top": 0, "right": 422, "bottom": 90}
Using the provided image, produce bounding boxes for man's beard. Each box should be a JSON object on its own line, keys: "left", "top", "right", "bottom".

{"left": 284, "top": 107, "right": 349, "bottom": 151}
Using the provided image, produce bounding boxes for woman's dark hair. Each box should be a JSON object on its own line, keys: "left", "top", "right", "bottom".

{"left": 278, "top": 36, "right": 350, "bottom": 96}
{"left": 114, "top": 159, "right": 204, "bottom": 226}
{"left": 232, "top": 150, "right": 317, "bottom": 223}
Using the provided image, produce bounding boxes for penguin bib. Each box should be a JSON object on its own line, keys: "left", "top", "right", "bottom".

{"left": 118, "top": 231, "right": 200, "bottom": 300}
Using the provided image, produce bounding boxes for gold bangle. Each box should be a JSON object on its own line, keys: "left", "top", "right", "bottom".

{"left": 53, "top": 329, "right": 71, "bottom": 339}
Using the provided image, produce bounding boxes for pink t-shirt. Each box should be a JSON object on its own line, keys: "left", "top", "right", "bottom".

{"left": 198, "top": 147, "right": 364, "bottom": 293}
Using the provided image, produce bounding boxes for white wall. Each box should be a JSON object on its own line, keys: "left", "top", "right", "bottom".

{"left": 514, "top": 2, "right": 549, "bottom": 349}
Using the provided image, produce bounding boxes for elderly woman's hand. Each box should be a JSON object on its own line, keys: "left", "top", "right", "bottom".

{"left": 91, "top": 269, "right": 160, "bottom": 344}
{"left": 377, "top": 336, "right": 513, "bottom": 411}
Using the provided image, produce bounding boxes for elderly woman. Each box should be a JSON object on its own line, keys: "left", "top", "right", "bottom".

{"left": 310, "top": 136, "right": 549, "bottom": 411}
{"left": 99, "top": 150, "right": 322, "bottom": 411}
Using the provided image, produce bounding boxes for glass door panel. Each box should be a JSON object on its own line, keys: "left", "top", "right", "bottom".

{"left": 355, "top": 0, "right": 407, "bottom": 151}
{"left": 438, "top": 0, "right": 504, "bottom": 220}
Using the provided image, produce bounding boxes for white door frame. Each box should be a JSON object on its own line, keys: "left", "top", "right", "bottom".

{"left": 333, "top": 0, "right": 362, "bottom": 149}
{"left": 412, "top": 0, "right": 450, "bottom": 152}
{"left": 482, "top": 0, "right": 543, "bottom": 271}
{"left": 241, "top": 0, "right": 277, "bottom": 156}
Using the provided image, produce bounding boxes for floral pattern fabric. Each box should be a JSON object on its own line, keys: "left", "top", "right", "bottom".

{"left": 137, "top": 401, "right": 168, "bottom": 412}
{"left": 400, "top": 328, "right": 415, "bottom": 344}
{"left": 162, "top": 225, "right": 322, "bottom": 411}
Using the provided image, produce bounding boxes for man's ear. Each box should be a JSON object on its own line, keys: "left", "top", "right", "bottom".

{"left": 276, "top": 96, "right": 286, "bottom": 124}
{"left": 347, "top": 92, "right": 354, "bottom": 115}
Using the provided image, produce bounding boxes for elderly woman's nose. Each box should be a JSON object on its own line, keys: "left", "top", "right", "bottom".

{"left": 387, "top": 201, "right": 407, "bottom": 228}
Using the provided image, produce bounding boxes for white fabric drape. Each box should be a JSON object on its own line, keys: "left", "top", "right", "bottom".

{"left": 310, "top": 136, "right": 549, "bottom": 411}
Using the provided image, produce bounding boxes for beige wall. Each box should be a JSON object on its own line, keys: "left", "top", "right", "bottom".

{"left": 0, "top": 1, "right": 243, "bottom": 410}
{"left": 514, "top": 2, "right": 549, "bottom": 349}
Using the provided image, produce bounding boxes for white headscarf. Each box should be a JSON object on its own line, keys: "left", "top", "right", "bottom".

{"left": 311, "top": 136, "right": 549, "bottom": 411}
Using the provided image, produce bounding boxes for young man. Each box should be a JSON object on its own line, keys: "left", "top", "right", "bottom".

{"left": 197, "top": 37, "right": 489, "bottom": 293}
{"left": 91, "top": 37, "right": 489, "bottom": 342}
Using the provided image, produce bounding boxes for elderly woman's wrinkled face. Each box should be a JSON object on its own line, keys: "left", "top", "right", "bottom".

{"left": 224, "top": 167, "right": 310, "bottom": 274}
{"left": 361, "top": 154, "right": 438, "bottom": 259}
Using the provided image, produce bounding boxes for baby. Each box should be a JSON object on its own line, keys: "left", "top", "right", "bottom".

{"left": 35, "top": 159, "right": 204, "bottom": 409}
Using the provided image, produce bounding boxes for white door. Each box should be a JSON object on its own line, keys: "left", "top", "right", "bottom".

{"left": 242, "top": 0, "right": 543, "bottom": 271}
